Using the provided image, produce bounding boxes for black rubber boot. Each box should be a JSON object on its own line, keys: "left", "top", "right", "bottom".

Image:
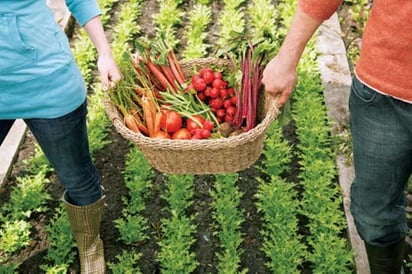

{"left": 365, "top": 240, "right": 405, "bottom": 274}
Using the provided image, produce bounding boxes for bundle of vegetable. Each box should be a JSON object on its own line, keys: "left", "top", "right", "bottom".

{"left": 218, "top": 36, "right": 271, "bottom": 132}
{"left": 109, "top": 37, "right": 219, "bottom": 140}
{"left": 105, "top": 55, "right": 279, "bottom": 174}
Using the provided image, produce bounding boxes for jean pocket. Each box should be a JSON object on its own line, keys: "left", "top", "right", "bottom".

{"left": 350, "top": 76, "right": 381, "bottom": 104}
{"left": 0, "top": 15, "right": 37, "bottom": 72}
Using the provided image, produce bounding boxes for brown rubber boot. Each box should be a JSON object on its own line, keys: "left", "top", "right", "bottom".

{"left": 63, "top": 192, "right": 106, "bottom": 274}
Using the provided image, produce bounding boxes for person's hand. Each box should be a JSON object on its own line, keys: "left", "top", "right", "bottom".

{"left": 97, "top": 54, "right": 122, "bottom": 91}
{"left": 262, "top": 55, "right": 298, "bottom": 108}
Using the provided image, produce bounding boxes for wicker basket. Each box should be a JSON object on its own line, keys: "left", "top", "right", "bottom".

{"left": 104, "top": 57, "right": 279, "bottom": 174}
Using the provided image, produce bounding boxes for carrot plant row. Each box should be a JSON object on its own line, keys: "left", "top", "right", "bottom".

{"left": 211, "top": 173, "right": 247, "bottom": 273}
{"left": 292, "top": 50, "right": 354, "bottom": 272}
{"left": 157, "top": 175, "right": 199, "bottom": 273}
{"left": 0, "top": 144, "right": 53, "bottom": 272}
{"left": 217, "top": 0, "right": 246, "bottom": 48}
{"left": 39, "top": 206, "right": 76, "bottom": 272}
{"left": 181, "top": 1, "right": 212, "bottom": 59}
{"left": 153, "top": 0, "right": 183, "bottom": 47}
{"left": 108, "top": 147, "right": 153, "bottom": 273}
{"left": 256, "top": 121, "right": 307, "bottom": 273}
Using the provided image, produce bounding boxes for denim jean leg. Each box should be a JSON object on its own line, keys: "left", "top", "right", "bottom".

{"left": 349, "top": 76, "right": 412, "bottom": 246}
{"left": 0, "top": 119, "right": 16, "bottom": 144}
{"left": 24, "top": 101, "right": 102, "bottom": 206}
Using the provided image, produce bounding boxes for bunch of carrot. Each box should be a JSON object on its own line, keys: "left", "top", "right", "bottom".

{"left": 109, "top": 37, "right": 213, "bottom": 138}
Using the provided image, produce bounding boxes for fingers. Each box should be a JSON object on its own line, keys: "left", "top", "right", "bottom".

{"left": 264, "top": 87, "right": 293, "bottom": 109}
{"left": 101, "top": 67, "right": 122, "bottom": 91}
{"left": 276, "top": 91, "right": 291, "bottom": 109}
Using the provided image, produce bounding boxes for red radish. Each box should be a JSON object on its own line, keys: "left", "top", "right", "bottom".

{"left": 201, "top": 129, "right": 211, "bottom": 139}
{"left": 231, "top": 96, "right": 237, "bottom": 105}
{"left": 192, "top": 78, "right": 207, "bottom": 92}
{"left": 209, "top": 98, "right": 223, "bottom": 110}
{"left": 192, "top": 74, "right": 201, "bottom": 82}
{"left": 203, "top": 120, "right": 214, "bottom": 131}
{"left": 226, "top": 106, "right": 237, "bottom": 117}
{"left": 204, "top": 86, "right": 211, "bottom": 97}
{"left": 224, "top": 114, "right": 233, "bottom": 123}
{"left": 216, "top": 108, "right": 226, "bottom": 118}
{"left": 213, "top": 71, "right": 222, "bottom": 79}
{"left": 200, "top": 67, "right": 213, "bottom": 77}
{"left": 202, "top": 71, "right": 214, "bottom": 84}
{"left": 219, "top": 89, "right": 228, "bottom": 99}
{"left": 227, "top": 87, "right": 235, "bottom": 97}
{"left": 197, "top": 92, "right": 206, "bottom": 101}
{"left": 223, "top": 99, "right": 232, "bottom": 109}
{"left": 209, "top": 87, "right": 219, "bottom": 99}
{"left": 212, "top": 78, "right": 225, "bottom": 89}
{"left": 191, "top": 133, "right": 203, "bottom": 140}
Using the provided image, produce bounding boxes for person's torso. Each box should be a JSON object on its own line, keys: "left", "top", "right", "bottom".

{"left": 355, "top": 0, "right": 412, "bottom": 102}
{"left": 0, "top": 0, "right": 73, "bottom": 83}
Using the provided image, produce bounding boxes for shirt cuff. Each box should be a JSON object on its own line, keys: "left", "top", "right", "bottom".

{"left": 298, "top": 0, "right": 342, "bottom": 21}
{"left": 66, "top": 0, "right": 101, "bottom": 26}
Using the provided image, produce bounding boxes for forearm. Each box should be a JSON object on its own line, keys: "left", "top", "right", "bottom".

{"left": 83, "top": 16, "right": 113, "bottom": 58}
{"left": 82, "top": 15, "right": 121, "bottom": 90}
{"left": 276, "top": 5, "right": 324, "bottom": 69}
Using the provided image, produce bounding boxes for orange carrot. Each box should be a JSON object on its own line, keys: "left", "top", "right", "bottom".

{"left": 159, "top": 64, "right": 178, "bottom": 92}
{"left": 154, "top": 111, "right": 162, "bottom": 135}
{"left": 168, "top": 54, "right": 185, "bottom": 85}
{"left": 169, "top": 51, "right": 185, "bottom": 82}
{"left": 134, "top": 85, "right": 146, "bottom": 96}
{"left": 147, "top": 61, "right": 170, "bottom": 91}
{"left": 137, "top": 123, "right": 149, "bottom": 136}
{"left": 141, "top": 96, "right": 155, "bottom": 137}
{"left": 124, "top": 114, "right": 140, "bottom": 133}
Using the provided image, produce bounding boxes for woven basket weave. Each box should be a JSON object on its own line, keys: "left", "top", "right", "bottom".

{"left": 104, "top": 57, "right": 278, "bottom": 174}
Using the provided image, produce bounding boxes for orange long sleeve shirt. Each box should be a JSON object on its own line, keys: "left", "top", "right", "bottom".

{"left": 299, "top": 0, "right": 412, "bottom": 103}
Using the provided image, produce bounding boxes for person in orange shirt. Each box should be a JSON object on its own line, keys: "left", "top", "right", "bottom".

{"left": 262, "top": 1, "right": 412, "bottom": 273}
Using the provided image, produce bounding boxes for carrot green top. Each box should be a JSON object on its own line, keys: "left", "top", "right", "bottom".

{"left": 299, "top": 0, "right": 412, "bottom": 103}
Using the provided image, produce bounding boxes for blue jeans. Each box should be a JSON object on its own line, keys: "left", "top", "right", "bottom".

{"left": 349, "top": 76, "right": 412, "bottom": 246}
{"left": 0, "top": 119, "right": 15, "bottom": 144}
{"left": 0, "top": 101, "right": 102, "bottom": 206}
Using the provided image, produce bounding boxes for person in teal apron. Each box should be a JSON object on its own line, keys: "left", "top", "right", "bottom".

{"left": 0, "top": 1, "right": 121, "bottom": 272}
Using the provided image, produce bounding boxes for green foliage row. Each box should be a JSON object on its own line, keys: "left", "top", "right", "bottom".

{"left": 181, "top": 3, "right": 212, "bottom": 59}
{"left": 157, "top": 175, "right": 199, "bottom": 274}
{"left": 217, "top": 0, "right": 246, "bottom": 48}
{"left": 40, "top": 206, "right": 76, "bottom": 272}
{"left": 154, "top": 0, "right": 184, "bottom": 47}
{"left": 257, "top": 121, "right": 306, "bottom": 273}
{"left": 111, "top": 0, "right": 143, "bottom": 60}
{"left": 0, "top": 171, "right": 50, "bottom": 269}
{"left": 292, "top": 39, "right": 354, "bottom": 273}
{"left": 113, "top": 146, "right": 152, "bottom": 245}
{"left": 109, "top": 147, "right": 152, "bottom": 272}
{"left": 211, "top": 173, "right": 247, "bottom": 274}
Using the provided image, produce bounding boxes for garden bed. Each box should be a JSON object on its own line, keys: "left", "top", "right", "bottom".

{"left": 1, "top": 0, "right": 410, "bottom": 273}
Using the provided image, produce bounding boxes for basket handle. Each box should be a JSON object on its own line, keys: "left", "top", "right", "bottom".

{"left": 265, "top": 95, "right": 280, "bottom": 123}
